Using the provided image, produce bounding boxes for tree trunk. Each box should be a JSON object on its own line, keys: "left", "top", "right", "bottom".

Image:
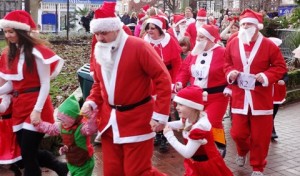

{"left": 30, "top": 0, "right": 41, "bottom": 25}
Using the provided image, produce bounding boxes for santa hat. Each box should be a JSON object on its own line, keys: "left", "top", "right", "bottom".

{"left": 90, "top": 2, "right": 122, "bottom": 33}
{"left": 58, "top": 95, "right": 80, "bottom": 120}
{"left": 198, "top": 24, "right": 220, "bottom": 43}
{"left": 0, "top": 10, "right": 36, "bottom": 31}
{"left": 239, "top": 9, "right": 264, "bottom": 30}
{"left": 146, "top": 15, "right": 166, "bottom": 30}
{"left": 142, "top": 5, "right": 150, "bottom": 13}
{"left": 173, "top": 85, "right": 208, "bottom": 111}
{"left": 173, "top": 14, "right": 186, "bottom": 27}
{"left": 138, "top": 12, "right": 147, "bottom": 21}
{"left": 196, "top": 8, "right": 207, "bottom": 20}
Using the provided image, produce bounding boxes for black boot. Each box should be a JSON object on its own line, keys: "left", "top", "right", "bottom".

{"left": 159, "top": 135, "right": 169, "bottom": 153}
{"left": 271, "top": 127, "right": 278, "bottom": 140}
{"left": 216, "top": 142, "right": 226, "bottom": 158}
{"left": 154, "top": 133, "right": 162, "bottom": 146}
{"left": 9, "top": 164, "right": 22, "bottom": 176}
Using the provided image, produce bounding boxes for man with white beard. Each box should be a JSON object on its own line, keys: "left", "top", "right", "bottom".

{"left": 185, "top": 8, "right": 207, "bottom": 49}
{"left": 175, "top": 24, "right": 230, "bottom": 159}
{"left": 167, "top": 14, "right": 187, "bottom": 41}
{"left": 224, "top": 9, "right": 287, "bottom": 176}
{"left": 81, "top": 2, "right": 172, "bottom": 175}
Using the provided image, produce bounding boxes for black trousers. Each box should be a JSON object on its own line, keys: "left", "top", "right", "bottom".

{"left": 16, "top": 129, "right": 67, "bottom": 176}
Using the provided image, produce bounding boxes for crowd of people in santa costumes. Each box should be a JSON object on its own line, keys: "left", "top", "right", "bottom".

{"left": 224, "top": 9, "right": 287, "bottom": 176}
{"left": 0, "top": 10, "right": 68, "bottom": 176}
{"left": 175, "top": 24, "right": 230, "bottom": 158}
{"left": 82, "top": 2, "right": 171, "bottom": 175}
{"left": 0, "top": 1, "right": 292, "bottom": 175}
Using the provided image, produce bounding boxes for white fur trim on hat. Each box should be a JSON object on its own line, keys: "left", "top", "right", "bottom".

{"left": 174, "top": 18, "right": 186, "bottom": 27}
{"left": 196, "top": 16, "right": 207, "bottom": 20}
{"left": 240, "top": 17, "right": 259, "bottom": 25}
{"left": 173, "top": 96, "right": 204, "bottom": 111}
{"left": 146, "top": 18, "right": 163, "bottom": 29}
{"left": 90, "top": 17, "right": 122, "bottom": 33}
{"left": 0, "top": 19, "right": 30, "bottom": 31}
{"left": 198, "top": 27, "right": 215, "bottom": 43}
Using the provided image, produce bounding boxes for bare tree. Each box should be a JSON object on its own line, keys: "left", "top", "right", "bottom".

{"left": 164, "top": 0, "right": 180, "bottom": 13}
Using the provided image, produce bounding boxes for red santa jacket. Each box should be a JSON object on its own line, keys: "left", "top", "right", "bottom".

{"left": 144, "top": 33, "right": 182, "bottom": 83}
{"left": 224, "top": 34, "right": 287, "bottom": 115}
{"left": 87, "top": 34, "right": 172, "bottom": 143}
{"left": 176, "top": 45, "right": 227, "bottom": 89}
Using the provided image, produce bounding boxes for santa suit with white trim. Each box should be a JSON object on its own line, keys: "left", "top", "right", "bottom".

{"left": 167, "top": 14, "right": 187, "bottom": 42}
{"left": 144, "top": 15, "right": 182, "bottom": 84}
{"left": 0, "top": 10, "right": 65, "bottom": 176}
{"left": 224, "top": 9, "right": 287, "bottom": 172}
{"left": 185, "top": 8, "right": 207, "bottom": 49}
{"left": 85, "top": 2, "right": 171, "bottom": 176}
{"left": 176, "top": 24, "right": 229, "bottom": 153}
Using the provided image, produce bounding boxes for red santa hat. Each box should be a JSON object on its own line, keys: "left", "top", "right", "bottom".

{"left": 173, "top": 85, "right": 208, "bottom": 111}
{"left": 146, "top": 15, "right": 166, "bottom": 30}
{"left": 239, "top": 8, "right": 264, "bottom": 30}
{"left": 142, "top": 5, "right": 150, "bottom": 13}
{"left": 90, "top": 2, "right": 122, "bottom": 33}
{"left": 173, "top": 14, "right": 186, "bottom": 27}
{"left": 0, "top": 10, "right": 37, "bottom": 31}
{"left": 196, "top": 8, "right": 207, "bottom": 20}
{"left": 198, "top": 24, "right": 220, "bottom": 43}
{"left": 138, "top": 12, "right": 147, "bottom": 21}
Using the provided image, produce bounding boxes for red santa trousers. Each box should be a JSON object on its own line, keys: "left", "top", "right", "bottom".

{"left": 204, "top": 93, "right": 228, "bottom": 145}
{"left": 101, "top": 127, "right": 166, "bottom": 176}
{"left": 230, "top": 112, "right": 273, "bottom": 172}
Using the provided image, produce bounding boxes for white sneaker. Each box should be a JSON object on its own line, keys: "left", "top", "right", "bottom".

{"left": 251, "top": 171, "right": 264, "bottom": 176}
{"left": 235, "top": 155, "right": 247, "bottom": 167}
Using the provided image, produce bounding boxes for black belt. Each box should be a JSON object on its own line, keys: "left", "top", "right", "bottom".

{"left": 0, "top": 114, "right": 12, "bottom": 120}
{"left": 191, "top": 155, "right": 208, "bottom": 162}
{"left": 203, "top": 85, "right": 226, "bottom": 94}
{"left": 109, "top": 96, "right": 152, "bottom": 112}
{"left": 12, "top": 87, "right": 40, "bottom": 97}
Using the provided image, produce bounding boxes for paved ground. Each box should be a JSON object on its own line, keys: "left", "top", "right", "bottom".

{"left": 1, "top": 102, "right": 300, "bottom": 176}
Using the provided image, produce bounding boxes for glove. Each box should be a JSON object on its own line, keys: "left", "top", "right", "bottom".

{"left": 59, "top": 145, "right": 68, "bottom": 155}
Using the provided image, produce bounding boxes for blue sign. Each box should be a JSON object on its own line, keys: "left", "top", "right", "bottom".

{"left": 42, "top": 0, "right": 116, "bottom": 4}
{"left": 278, "top": 5, "right": 298, "bottom": 16}
{"left": 42, "top": 13, "right": 56, "bottom": 24}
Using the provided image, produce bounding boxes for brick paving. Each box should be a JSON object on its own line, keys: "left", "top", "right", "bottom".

{"left": 1, "top": 102, "right": 300, "bottom": 176}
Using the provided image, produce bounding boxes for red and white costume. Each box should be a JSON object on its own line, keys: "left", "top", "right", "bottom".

{"left": 167, "top": 14, "right": 186, "bottom": 42}
{"left": 224, "top": 10, "right": 287, "bottom": 171}
{"left": 144, "top": 32, "right": 182, "bottom": 83}
{"left": 87, "top": 3, "right": 172, "bottom": 175}
{"left": 165, "top": 85, "right": 232, "bottom": 176}
{"left": 0, "top": 45, "right": 64, "bottom": 132}
{"left": 0, "top": 94, "right": 22, "bottom": 164}
{"left": 144, "top": 16, "right": 182, "bottom": 83}
{"left": 185, "top": 8, "right": 207, "bottom": 49}
{"left": 177, "top": 45, "right": 228, "bottom": 128}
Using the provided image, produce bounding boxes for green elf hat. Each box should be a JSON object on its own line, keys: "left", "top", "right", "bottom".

{"left": 58, "top": 95, "right": 80, "bottom": 119}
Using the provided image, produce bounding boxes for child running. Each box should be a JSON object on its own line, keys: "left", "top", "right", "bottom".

{"left": 32, "top": 95, "right": 98, "bottom": 176}
{"left": 163, "top": 85, "right": 233, "bottom": 176}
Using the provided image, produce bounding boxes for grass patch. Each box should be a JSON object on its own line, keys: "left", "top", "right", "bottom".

{"left": 0, "top": 40, "right": 7, "bottom": 49}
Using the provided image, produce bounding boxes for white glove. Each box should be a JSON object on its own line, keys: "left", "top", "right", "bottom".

{"left": 59, "top": 145, "right": 68, "bottom": 155}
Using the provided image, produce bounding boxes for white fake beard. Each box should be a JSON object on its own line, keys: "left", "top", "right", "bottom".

{"left": 94, "top": 31, "right": 123, "bottom": 71}
{"left": 238, "top": 26, "right": 256, "bottom": 45}
{"left": 178, "top": 24, "right": 187, "bottom": 40}
{"left": 195, "top": 21, "right": 206, "bottom": 30}
{"left": 94, "top": 42, "right": 114, "bottom": 71}
{"left": 191, "top": 40, "right": 207, "bottom": 56}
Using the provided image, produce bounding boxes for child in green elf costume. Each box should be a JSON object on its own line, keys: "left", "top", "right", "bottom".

{"left": 32, "top": 95, "right": 98, "bottom": 176}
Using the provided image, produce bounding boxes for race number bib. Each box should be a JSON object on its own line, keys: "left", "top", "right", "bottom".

{"left": 237, "top": 72, "right": 256, "bottom": 90}
{"left": 191, "top": 64, "right": 209, "bottom": 79}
